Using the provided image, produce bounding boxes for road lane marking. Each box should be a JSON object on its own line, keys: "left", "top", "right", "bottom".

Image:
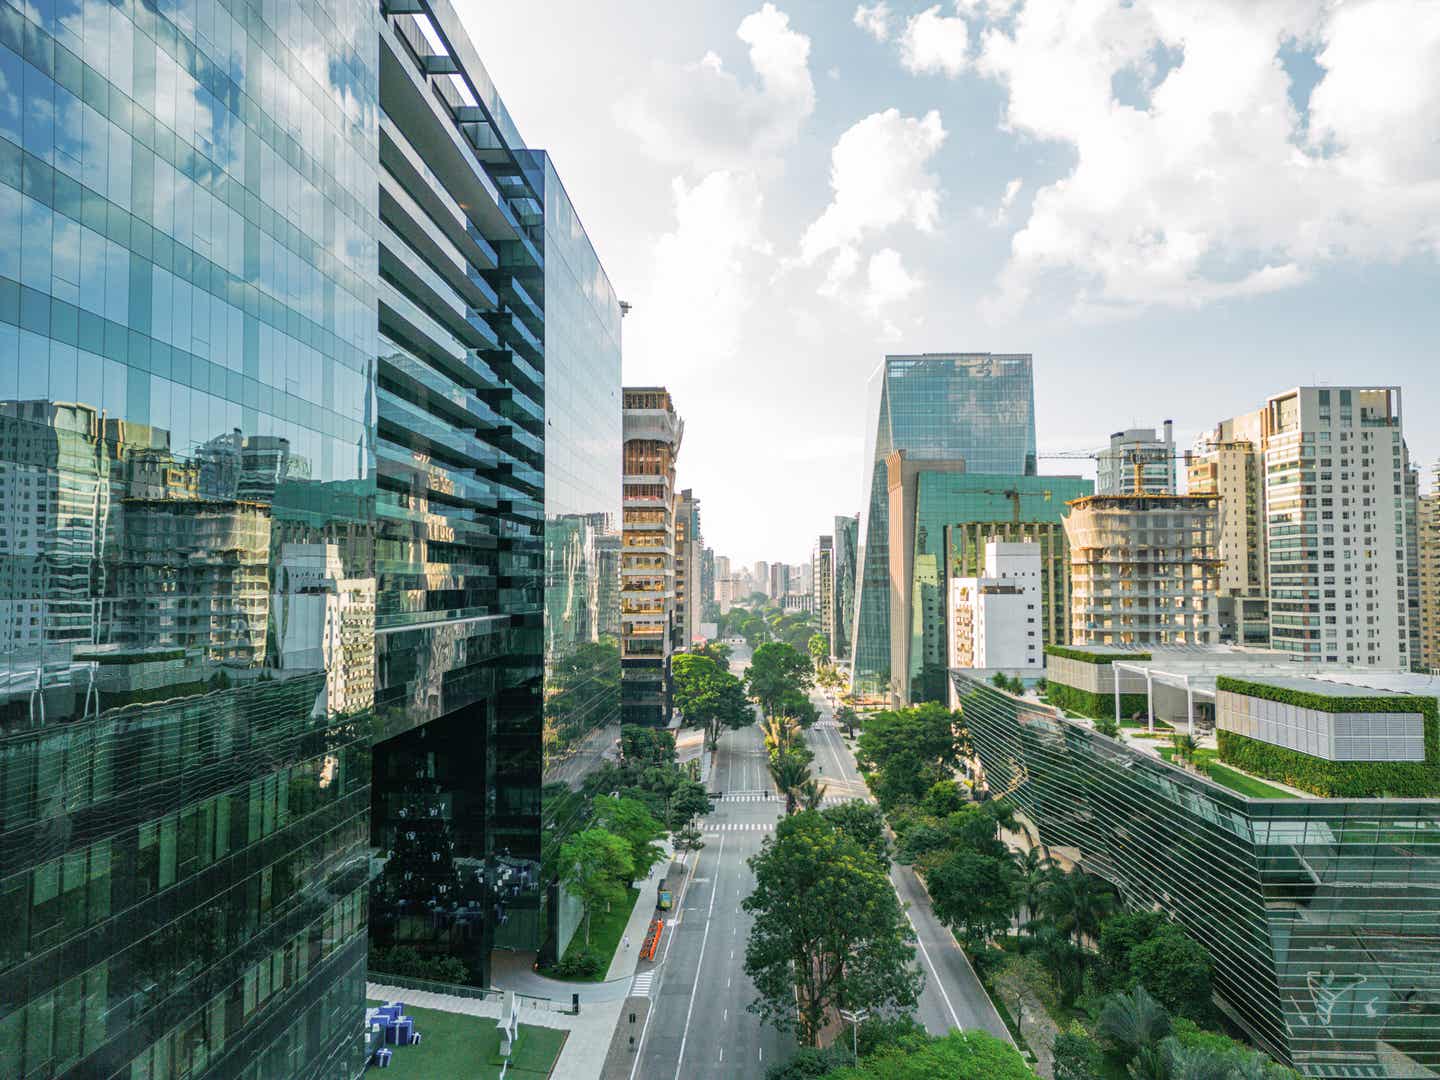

{"left": 674, "top": 832, "right": 726, "bottom": 1080}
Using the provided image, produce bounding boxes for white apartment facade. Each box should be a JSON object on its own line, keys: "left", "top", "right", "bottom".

{"left": 1263, "top": 387, "right": 1411, "bottom": 669}
{"left": 948, "top": 542, "right": 1044, "bottom": 670}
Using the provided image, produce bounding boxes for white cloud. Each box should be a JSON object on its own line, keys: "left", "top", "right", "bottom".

{"left": 627, "top": 171, "right": 772, "bottom": 368}
{"left": 992, "top": 177, "right": 1024, "bottom": 224}
{"left": 853, "top": 2, "right": 894, "bottom": 42}
{"left": 968, "top": 0, "right": 1440, "bottom": 319}
{"left": 864, "top": 248, "right": 923, "bottom": 317}
{"left": 799, "top": 108, "right": 948, "bottom": 283}
{"left": 901, "top": 5, "right": 972, "bottom": 76}
{"left": 614, "top": 3, "right": 815, "bottom": 174}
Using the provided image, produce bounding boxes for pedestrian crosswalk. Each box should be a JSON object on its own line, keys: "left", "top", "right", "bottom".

{"left": 630, "top": 972, "right": 654, "bottom": 998}
{"left": 714, "top": 793, "right": 852, "bottom": 804}
{"left": 814, "top": 719, "right": 841, "bottom": 729}
{"left": 701, "top": 822, "right": 776, "bottom": 832}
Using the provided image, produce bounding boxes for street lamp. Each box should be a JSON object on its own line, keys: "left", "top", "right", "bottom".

{"left": 838, "top": 1008, "right": 869, "bottom": 1065}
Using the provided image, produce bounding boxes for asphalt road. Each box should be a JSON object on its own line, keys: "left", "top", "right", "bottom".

{"left": 804, "top": 691, "right": 1013, "bottom": 1044}
{"left": 630, "top": 644, "right": 796, "bottom": 1079}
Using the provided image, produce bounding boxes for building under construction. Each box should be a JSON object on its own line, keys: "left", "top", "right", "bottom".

{"left": 1063, "top": 493, "right": 1222, "bottom": 648}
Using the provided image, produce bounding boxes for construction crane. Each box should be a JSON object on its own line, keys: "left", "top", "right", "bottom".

{"left": 969, "top": 487, "right": 1054, "bottom": 524}
{"left": 1037, "top": 446, "right": 1194, "bottom": 495}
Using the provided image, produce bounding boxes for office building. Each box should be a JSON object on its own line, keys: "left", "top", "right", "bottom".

{"left": 832, "top": 515, "right": 859, "bottom": 662}
{"left": 1097, "top": 422, "right": 1177, "bottom": 495}
{"left": 769, "top": 562, "right": 790, "bottom": 601}
{"left": 622, "top": 389, "right": 683, "bottom": 724}
{"left": 700, "top": 547, "right": 715, "bottom": 620}
{"left": 813, "top": 536, "right": 835, "bottom": 658}
{"left": 0, "top": 1, "right": 625, "bottom": 1073}
{"left": 948, "top": 542, "right": 1044, "bottom": 670}
{"left": 957, "top": 653, "right": 1440, "bottom": 1078}
{"left": 754, "top": 561, "right": 770, "bottom": 599}
{"left": 1064, "top": 494, "right": 1221, "bottom": 648}
{"left": 870, "top": 452, "right": 1090, "bottom": 704}
{"left": 1404, "top": 460, "right": 1421, "bottom": 669}
{"left": 1189, "top": 412, "right": 1271, "bottom": 645}
{"left": 1420, "top": 467, "right": 1440, "bottom": 671}
{"left": 851, "top": 353, "right": 1039, "bottom": 700}
{"left": 0, "top": 0, "right": 380, "bottom": 1073}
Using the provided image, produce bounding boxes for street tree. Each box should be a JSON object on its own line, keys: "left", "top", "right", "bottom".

{"left": 744, "top": 812, "right": 922, "bottom": 1045}
{"left": 746, "top": 642, "right": 814, "bottom": 718}
{"left": 768, "top": 751, "right": 813, "bottom": 815}
{"left": 672, "top": 653, "right": 752, "bottom": 750}
{"left": 926, "top": 850, "right": 1018, "bottom": 950}
{"left": 591, "top": 795, "right": 666, "bottom": 879}
{"left": 835, "top": 703, "right": 860, "bottom": 737}
{"left": 821, "top": 799, "right": 890, "bottom": 864}
{"left": 671, "top": 820, "right": 705, "bottom": 859}
{"left": 807, "top": 633, "right": 828, "bottom": 666}
{"left": 855, "top": 702, "right": 967, "bottom": 776}
{"left": 559, "top": 828, "right": 633, "bottom": 945}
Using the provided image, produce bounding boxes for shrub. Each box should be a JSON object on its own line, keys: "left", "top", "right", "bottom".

{"left": 548, "top": 946, "right": 605, "bottom": 979}
{"left": 1046, "top": 681, "right": 1149, "bottom": 721}
{"left": 1053, "top": 1026, "right": 1103, "bottom": 1080}
{"left": 764, "top": 1046, "right": 853, "bottom": 1080}
{"left": 1044, "top": 645, "right": 1152, "bottom": 665}
{"left": 368, "top": 945, "right": 471, "bottom": 984}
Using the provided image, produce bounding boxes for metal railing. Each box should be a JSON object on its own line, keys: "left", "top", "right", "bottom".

{"left": 366, "top": 971, "right": 579, "bottom": 1015}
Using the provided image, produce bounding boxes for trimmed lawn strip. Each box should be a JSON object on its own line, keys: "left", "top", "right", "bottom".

{"left": 364, "top": 1001, "right": 566, "bottom": 1079}
{"left": 541, "top": 886, "right": 640, "bottom": 982}
{"left": 1158, "top": 747, "right": 1299, "bottom": 800}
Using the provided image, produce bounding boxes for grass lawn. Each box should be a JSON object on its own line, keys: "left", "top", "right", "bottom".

{"left": 538, "top": 886, "right": 641, "bottom": 982}
{"left": 1158, "top": 747, "right": 1299, "bottom": 800}
{"left": 365, "top": 1001, "right": 566, "bottom": 1079}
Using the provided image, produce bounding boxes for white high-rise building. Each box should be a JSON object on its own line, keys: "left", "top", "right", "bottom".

{"left": 948, "top": 542, "right": 1044, "bottom": 670}
{"left": 1262, "top": 387, "right": 1411, "bottom": 668}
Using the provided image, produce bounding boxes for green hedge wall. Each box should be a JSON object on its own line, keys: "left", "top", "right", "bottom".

{"left": 1216, "top": 731, "right": 1440, "bottom": 798}
{"left": 1215, "top": 677, "right": 1438, "bottom": 763}
{"left": 1044, "top": 645, "right": 1153, "bottom": 666}
{"left": 1047, "top": 681, "right": 1150, "bottom": 721}
{"left": 1215, "top": 677, "right": 1440, "bottom": 797}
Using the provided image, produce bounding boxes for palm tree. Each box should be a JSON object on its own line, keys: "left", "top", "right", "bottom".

{"left": 797, "top": 777, "right": 825, "bottom": 812}
{"left": 762, "top": 715, "right": 799, "bottom": 757}
{"left": 1010, "top": 847, "right": 1055, "bottom": 934}
{"left": 1171, "top": 734, "right": 1199, "bottom": 766}
{"left": 1098, "top": 985, "right": 1171, "bottom": 1062}
{"left": 1042, "top": 868, "right": 1118, "bottom": 946}
{"left": 769, "top": 753, "right": 811, "bottom": 815}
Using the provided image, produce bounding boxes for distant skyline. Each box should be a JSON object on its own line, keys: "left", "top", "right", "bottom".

{"left": 471, "top": 1, "right": 1440, "bottom": 565}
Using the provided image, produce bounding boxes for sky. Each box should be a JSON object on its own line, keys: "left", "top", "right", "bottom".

{"left": 466, "top": 0, "right": 1440, "bottom": 566}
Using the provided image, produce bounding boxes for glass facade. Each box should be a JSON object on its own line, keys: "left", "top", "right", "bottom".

{"left": 832, "top": 514, "right": 858, "bottom": 662}
{"left": 957, "top": 676, "right": 1440, "bottom": 1079}
{"left": 851, "top": 354, "right": 1037, "bottom": 699}
{"left": 0, "top": 0, "right": 379, "bottom": 1076}
{"left": 902, "top": 474, "right": 1091, "bottom": 702}
{"left": 534, "top": 154, "right": 622, "bottom": 964}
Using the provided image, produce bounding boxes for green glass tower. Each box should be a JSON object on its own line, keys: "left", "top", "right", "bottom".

{"left": 849, "top": 353, "right": 1047, "bottom": 701}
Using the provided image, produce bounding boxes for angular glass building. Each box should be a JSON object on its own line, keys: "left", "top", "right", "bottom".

{"left": 832, "top": 514, "right": 859, "bottom": 663}
{"left": 0, "top": 0, "right": 621, "bottom": 1074}
{"left": 956, "top": 676, "right": 1440, "bottom": 1079}
{"left": 0, "top": 0, "right": 380, "bottom": 1075}
{"left": 850, "top": 354, "right": 1038, "bottom": 700}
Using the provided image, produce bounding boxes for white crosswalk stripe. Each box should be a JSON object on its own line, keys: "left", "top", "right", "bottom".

{"left": 701, "top": 822, "right": 776, "bottom": 832}
{"left": 630, "top": 972, "right": 654, "bottom": 998}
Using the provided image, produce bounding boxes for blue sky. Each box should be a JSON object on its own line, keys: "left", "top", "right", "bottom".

{"left": 470, "top": 0, "right": 1440, "bottom": 565}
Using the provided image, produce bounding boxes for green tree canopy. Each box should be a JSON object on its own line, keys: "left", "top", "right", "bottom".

{"left": 620, "top": 725, "right": 676, "bottom": 769}
{"left": 673, "top": 653, "right": 754, "bottom": 750}
{"left": 821, "top": 1030, "right": 1035, "bottom": 1080}
{"left": 743, "top": 811, "right": 922, "bottom": 1045}
{"left": 820, "top": 799, "right": 890, "bottom": 865}
{"left": 591, "top": 795, "right": 666, "bottom": 880}
{"left": 559, "top": 828, "right": 633, "bottom": 945}
{"left": 808, "top": 633, "right": 829, "bottom": 664}
{"left": 855, "top": 702, "right": 967, "bottom": 776}
{"left": 926, "top": 850, "right": 1018, "bottom": 949}
{"left": 747, "top": 642, "right": 815, "bottom": 718}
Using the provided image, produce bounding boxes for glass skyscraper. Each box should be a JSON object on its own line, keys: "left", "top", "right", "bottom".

{"left": 0, "top": 0, "right": 379, "bottom": 1075}
{"left": 832, "top": 514, "right": 859, "bottom": 663}
{"left": 850, "top": 354, "right": 1039, "bottom": 699}
{"left": 0, "top": 0, "right": 622, "bottom": 1074}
